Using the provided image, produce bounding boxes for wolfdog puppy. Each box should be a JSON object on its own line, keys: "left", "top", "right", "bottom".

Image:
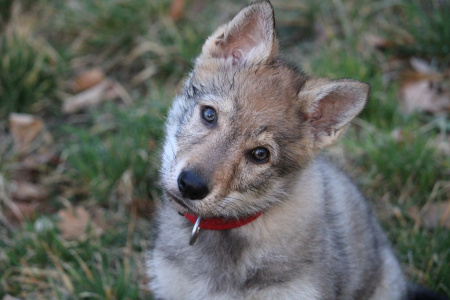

{"left": 148, "top": 1, "right": 446, "bottom": 299}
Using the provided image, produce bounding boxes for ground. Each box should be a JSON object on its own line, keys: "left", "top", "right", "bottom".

{"left": 0, "top": 0, "right": 449, "bottom": 299}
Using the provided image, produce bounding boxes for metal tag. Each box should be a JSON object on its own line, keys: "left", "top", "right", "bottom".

{"left": 189, "top": 216, "right": 202, "bottom": 245}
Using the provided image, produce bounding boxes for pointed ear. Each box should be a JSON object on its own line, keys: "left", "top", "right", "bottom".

{"left": 299, "top": 78, "right": 370, "bottom": 148}
{"left": 200, "top": 0, "right": 278, "bottom": 65}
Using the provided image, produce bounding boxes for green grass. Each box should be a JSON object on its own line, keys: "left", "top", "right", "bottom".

{"left": 0, "top": 0, "right": 448, "bottom": 298}
{"left": 392, "top": 225, "right": 450, "bottom": 294}
{"left": 393, "top": 0, "right": 450, "bottom": 66}
{"left": 1, "top": 214, "right": 151, "bottom": 299}
{"left": 62, "top": 93, "right": 168, "bottom": 205}
{"left": 0, "top": 0, "right": 14, "bottom": 27}
{"left": 0, "top": 34, "right": 62, "bottom": 118}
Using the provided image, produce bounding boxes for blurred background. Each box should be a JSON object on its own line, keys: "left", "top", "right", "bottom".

{"left": 0, "top": 0, "right": 448, "bottom": 299}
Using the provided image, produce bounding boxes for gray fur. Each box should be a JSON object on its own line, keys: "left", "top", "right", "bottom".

{"left": 148, "top": 1, "right": 408, "bottom": 299}
{"left": 149, "top": 157, "right": 407, "bottom": 299}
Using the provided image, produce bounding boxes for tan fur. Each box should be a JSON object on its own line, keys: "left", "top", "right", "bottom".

{"left": 149, "top": 1, "right": 412, "bottom": 299}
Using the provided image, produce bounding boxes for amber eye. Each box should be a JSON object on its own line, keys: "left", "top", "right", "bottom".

{"left": 250, "top": 147, "right": 270, "bottom": 163}
{"left": 201, "top": 106, "right": 217, "bottom": 124}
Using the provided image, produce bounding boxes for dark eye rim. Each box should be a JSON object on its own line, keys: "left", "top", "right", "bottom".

{"left": 201, "top": 106, "right": 217, "bottom": 126}
{"left": 249, "top": 147, "right": 270, "bottom": 164}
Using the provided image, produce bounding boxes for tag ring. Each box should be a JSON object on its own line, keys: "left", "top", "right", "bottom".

{"left": 189, "top": 217, "right": 202, "bottom": 245}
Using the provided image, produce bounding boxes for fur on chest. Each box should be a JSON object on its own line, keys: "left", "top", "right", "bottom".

{"left": 149, "top": 225, "right": 322, "bottom": 299}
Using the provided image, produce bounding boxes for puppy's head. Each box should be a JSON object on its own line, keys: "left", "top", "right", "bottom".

{"left": 160, "top": 0, "right": 369, "bottom": 218}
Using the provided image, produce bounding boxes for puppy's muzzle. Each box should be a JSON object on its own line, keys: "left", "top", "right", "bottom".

{"left": 178, "top": 170, "right": 209, "bottom": 200}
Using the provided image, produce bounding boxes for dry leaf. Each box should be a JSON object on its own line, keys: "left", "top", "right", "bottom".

{"left": 365, "top": 34, "right": 393, "bottom": 50}
{"left": 169, "top": 0, "right": 185, "bottom": 21}
{"left": 62, "top": 79, "right": 118, "bottom": 114}
{"left": 22, "top": 151, "right": 60, "bottom": 169}
{"left": 72, "top": 68, "right": 105, "bottom": 92}
{"left": 400, "top": 79, "right": 450, "bottom": 114}
{"left": 408, "top": 201, "right": 450, "bottom": 229}
{"left": 57, "top": 206, "right": 91, "bottom": 240}
{"left": 8, "top": 113, "right": 44, "bottom": 150}
{"left": 116, "top": 169, "right": 134, "bottom": 205}
{"left": 400, "top": 58, "right": 450, "bottom": 115}
{"left": 410, "top": 57, "right": 435, "bottom": 74}
{"left": 11, "top": 181, "right": 48, "bottom": 202}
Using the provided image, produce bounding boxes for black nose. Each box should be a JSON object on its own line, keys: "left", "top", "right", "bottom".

{"left": 177, "top": 170, "right": 209, "bottom": 200}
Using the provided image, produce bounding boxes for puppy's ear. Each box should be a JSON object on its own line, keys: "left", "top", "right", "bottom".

{"left": 200, "top": 0, "right": 278, "bottom": 65}
{"left": 299, "top": 79, "right": 370, "bottom": 149}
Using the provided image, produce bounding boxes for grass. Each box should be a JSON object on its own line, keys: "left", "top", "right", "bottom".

{"left": 0, "top": 34, "right": 61, "bottom": 118}
{"left": 0, "top": 0, "right": 448, "bottom": 298}
{"left": 62, "top": 93, "right": 168, "bottom": 205}
{"left": 392, "top": 0, "right": 450, "bottom": 66}
{"left": 1, "top": 214, "right": 150, "bottom": 299}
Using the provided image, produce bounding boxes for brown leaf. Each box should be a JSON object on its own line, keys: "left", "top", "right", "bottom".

{"left": 365, "top": 34, "right": 394, "bottom": 50}
{"left": 11, "top": 181, "right": 48, "bottom": 202}
{"left": 8, "top": 113, "right": 44, "bottom": 150}
{"left": 169, "top": 0, "right": 185, "bottom": 21}
{"left": 400, "top": 58, "right": 450, "bottom": 115}
{"left": 22, "top": 151, "right": 60, "bottom": 169}
{"left": 62, "top": 79, "right": 118, "bottom": 114}
{"left": 408, "top": 201, "right": 450, "bottom": 229}
{"left": 400, "top": 79, "right": 450, "bottom": 114}
{"left": 72, "top": 68, "right": 105, "bottom": 92}
{"left": 116, "top": 169, "right": 134, "bottom": 205}
{"left": 57, "top": 206, "right": 91, "bottom": 240}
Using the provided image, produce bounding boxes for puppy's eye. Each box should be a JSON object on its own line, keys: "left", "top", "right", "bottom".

{"left": 201, "top": 106, "right": 217, "bottom": 124}
{"left": 250, "top": 147, "right": 270, "bottom": 164}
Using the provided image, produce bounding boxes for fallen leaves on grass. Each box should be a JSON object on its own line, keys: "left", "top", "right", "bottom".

{"left": 63, "top": 78, "right": 133, "bottom": 113}
{"left": 116, "top": 169, "right": 134, "bottom": 205}
{"left": 400, "top": 80, "right": 450, "bottom": 114}
{"left": 8, "top": 113, "right": 44, "bottom": 151}
{"left": 408, "top": 201, "right": 450, "bottom": 229}
{"left": 169, "top": 0, "right": 185, "bottom": 21}
{"left": 1, "top": 114, "right": 62, "bottom": 226}
{"left": 57, "top": 206, "right": 90, "bottom": 240}
{"left": 400, "top": 58, "right": 450, "bottom": 115}
{"left": 7, "top": 201, "right": 39, "bottom": 223}
{"left": 22, "top": 150, "right": 60, "bottom": 169}
{"left": 72, "top": 68, "right": 105, "bottom": 92}
{"left": 11, "top": 180, "right": 48, "bottom": 202}
{"left": 0, "top": 173, "right": 43, "bottom": 225}
{"left": 57, "top": 206, "right": 104, "bottom": 240}
{"left": 365, "top": 34, "right": 394, "bottom": 50}
{"left": 62, "top": 79, "right": 118, "bottom": 114}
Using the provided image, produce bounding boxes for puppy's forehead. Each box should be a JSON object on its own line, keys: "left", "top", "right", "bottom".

{"left": 191, "top": 61, "right": 306, "bottom": 129}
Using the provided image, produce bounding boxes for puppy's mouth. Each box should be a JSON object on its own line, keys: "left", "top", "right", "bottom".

{"left": 165, "top": 190, "right": 194, "bottom": 213}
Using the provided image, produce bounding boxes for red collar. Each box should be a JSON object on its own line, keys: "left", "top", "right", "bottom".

{"left": 184, "top": 212, "right": 262, "bottom": 230}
